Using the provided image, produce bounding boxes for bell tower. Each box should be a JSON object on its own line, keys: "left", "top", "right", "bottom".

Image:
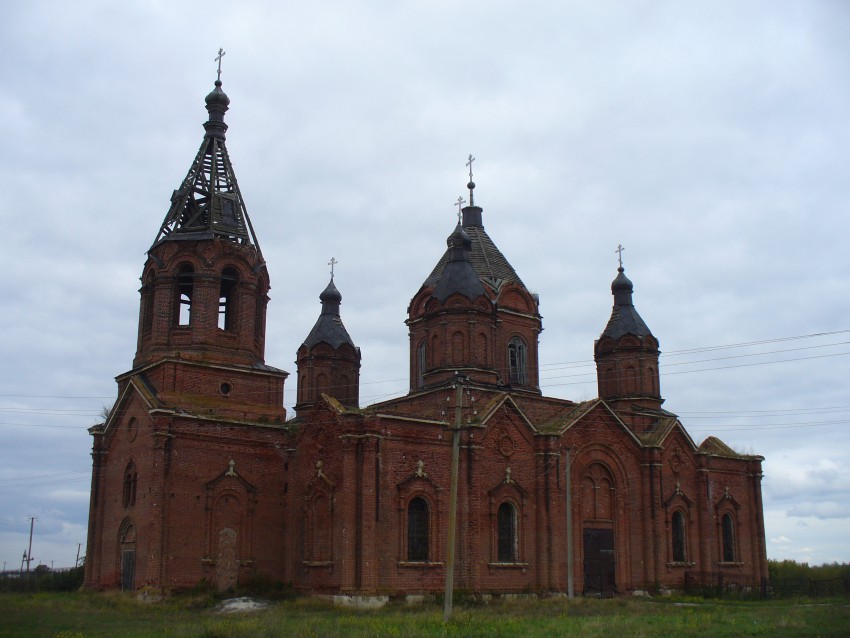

{"left": 128, "top": 75, "right": 286, "bottom": 420}
{"left": 135, "top": 78, "right": 270, "bottom": 370}
{"left": 594, "top": 251, "right": 662, "bottom": 431}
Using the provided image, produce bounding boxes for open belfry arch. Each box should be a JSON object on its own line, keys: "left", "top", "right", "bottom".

{"left": 85, "top": 65, "right": 768, "bottom": 596}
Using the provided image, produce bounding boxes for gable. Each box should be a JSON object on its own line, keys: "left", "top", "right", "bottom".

{"left": 557, "top": 400, "right": 642, "bottom": 448}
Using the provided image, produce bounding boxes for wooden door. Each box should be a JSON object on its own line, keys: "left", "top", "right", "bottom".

{"left": 583, "top": 528, "right": 615, "bottom": 597}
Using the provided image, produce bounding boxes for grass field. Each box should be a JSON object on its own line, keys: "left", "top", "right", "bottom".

{"left": 0, "top": 592, "right": 847, "bottom": 638}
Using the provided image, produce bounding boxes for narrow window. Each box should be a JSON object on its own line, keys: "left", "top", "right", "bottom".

{"left": 672, "top": 511, "right": 686, "bottom": 562}
{"left": 254, "top": 295, "right": 265, "bottom": 343}
{"left": 721, "top": 513, "right": 736, "bottom": 562}
{"left": 416, "top": 341, "right": 426, "bottom": 389}
{"left": 176, "top": 264, "right": 194, "bottom": 326}
{"left": 407, "top": 497, "right": 429, "bottom": 561}
{"left": 141, "top": 273, "right": 155, "bottom": 334}
{"left": 508, "top": 337, "right": 527, "bottom": 385}
{"left": 497, "top": 502, "right": 518, "bottom": 562}
{"left": 218, "top": 267, "right": 238, "bottom": 330}
{"left": 123, "top": 463, "right": 137, "bottom": 508}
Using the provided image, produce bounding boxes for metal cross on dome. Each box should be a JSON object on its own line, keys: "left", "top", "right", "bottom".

{"left": 616, "top": 244, "right": 625, "bottom": 268}
{"left": 454, "top": 196, "right": 466, "bottom": 224}
{"left": 466, "top": 154, "right": 475, "bottom": 181}
{"left": 215, "top": 48, "right": 226, "bottom": 82}
{"left": 328, "top": 257, "right": 338, "bottom": 278}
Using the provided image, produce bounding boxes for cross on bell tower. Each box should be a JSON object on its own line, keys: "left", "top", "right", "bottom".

{"left": 215, "top": 48, "right": 226, "bottom": 82}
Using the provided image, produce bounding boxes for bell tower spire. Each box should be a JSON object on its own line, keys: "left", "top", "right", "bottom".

{"left": 151, "top": 59, "right": 261, "bottom": 252}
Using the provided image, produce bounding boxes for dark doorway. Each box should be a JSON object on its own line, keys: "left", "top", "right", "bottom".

{"left": 583, "top": 528, "right": 615, "bottom": 597}
{"left": 121, "top": 549, "right": 135, "bottom": 592}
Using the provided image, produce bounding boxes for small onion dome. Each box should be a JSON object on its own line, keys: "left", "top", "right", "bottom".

{"left": 302, "top": 278, "right": 355, "bottom": 349}
{"left": 611, "top": 266, "right": 634, "bottom": 305}
{"left": 601, "top": 266, "right": 652, "bottom": 340}
{"left": 320, "top": 278, "right": 342, "bottom": 311}
{"left": 432, "top": 223, "right": 485, "bottom": 302}
{"left": 447, "top": 222, "right": 473, "bottom": 251}
{"left": 205, "top": 80, "right": 231, "bottom": 108}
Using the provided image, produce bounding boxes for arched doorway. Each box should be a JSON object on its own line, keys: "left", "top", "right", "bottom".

{"left": 118, "top": 519, "right": 136, "bottom": 592}
{"left": 580, "top": 462, "right": 616, "bottom": 596}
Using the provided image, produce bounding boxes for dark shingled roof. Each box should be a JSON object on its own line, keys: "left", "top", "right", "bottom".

{"left": 424, "top": 206, "right": 525, "bottom": 292}
{"left": 303, "top": 279, "right": 356, "bottom": 350}
{"left": 601, "top": 267, "right": 653, "bottom": 340}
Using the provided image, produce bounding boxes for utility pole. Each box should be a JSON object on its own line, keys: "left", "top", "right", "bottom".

{"left": 443, "top": 374, "right": 466, "bottom": 623}
{"left": 76, "top": 543, "right": 82, "bottom": 568}
{"left": 26, "top": 517, "right": 35, "bottom": 574}
{"left": 566, "top": 449, "right": 574, "bottom": 599}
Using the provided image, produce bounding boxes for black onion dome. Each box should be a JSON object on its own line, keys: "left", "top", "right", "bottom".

{"left": 205, "top": 80, "right": 231, "bottom": 108}
{"left": 303, "top": 278, "right": 356, "bottom": 349}
{"left": 319, "top": 278, "right": 342, "bottom": 306}
{"left": 432, "top": 223, "right": 486, "bottom": 302}
{"left": 601, "top": 267, "right": 652, "bottom": 340}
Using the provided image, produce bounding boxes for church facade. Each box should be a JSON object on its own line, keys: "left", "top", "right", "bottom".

{"left": 84, "top": 80, "right": 769, "bottom": 596}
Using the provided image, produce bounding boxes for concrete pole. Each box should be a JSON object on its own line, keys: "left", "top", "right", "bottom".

{"left": 26, "top": 517, "right": 35, "bottom": 574}
{"left": 566, "top": 448, "right": 574, "bottom": 598}
{"left": 443, "top": 376, "right": 464, "bottom": 622}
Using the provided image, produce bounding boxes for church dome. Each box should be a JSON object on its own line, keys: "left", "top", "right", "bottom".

{"left": 205, "top": 80, "right": 231, "bottom": 108}
{"left": 600, "top": 266, "right": 653, "bottom": 341}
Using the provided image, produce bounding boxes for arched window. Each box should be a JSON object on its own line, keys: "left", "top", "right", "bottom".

{"left": 122, "top": 463, "right": 137, "bottom": 508}
{"left": 721, "top": 513, "right": 736, "bottom": 562}
{"left": 416, "top": 341, "right": 426, "bottom": 389}
{"left": 176, "top": 263, "right": 194, "bottom": 326}
{"left": 309, "top": 493, "right": 331, "bottom": 562}
{"left": 672, "top": 511, "right": 686, "bottom": 562}
{"left": 407, "top": 497, "right": 429, "bottom": 562}
{"left": 508, "top": 337, "right": 527, "bottom": 385}
{"left": 218, "top": 267, "right": 238, "bottom": 330}
{"left": 316, "top": 373, "right": 328, "bottom": 396}
{"left": 625, "top": 366, "right": 637, "bottom": 394}
{"left": 452, "top": 331, "right": 465, "bottom": 363}
{"left": 497, "top": 502, "right": 518, "bottom": 562}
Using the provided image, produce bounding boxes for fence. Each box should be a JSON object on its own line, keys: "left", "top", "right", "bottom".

{"left": 682, "top": 571, "right": 850, "bottom": 598}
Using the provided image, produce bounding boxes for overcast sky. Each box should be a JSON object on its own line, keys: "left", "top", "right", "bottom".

{"left": 1, "top": 0, "right": 848, "bottom": 571}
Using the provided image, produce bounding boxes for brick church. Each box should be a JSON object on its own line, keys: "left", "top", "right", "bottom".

{"left": 84, "top": 78, "right": 769, "bottom": 596}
